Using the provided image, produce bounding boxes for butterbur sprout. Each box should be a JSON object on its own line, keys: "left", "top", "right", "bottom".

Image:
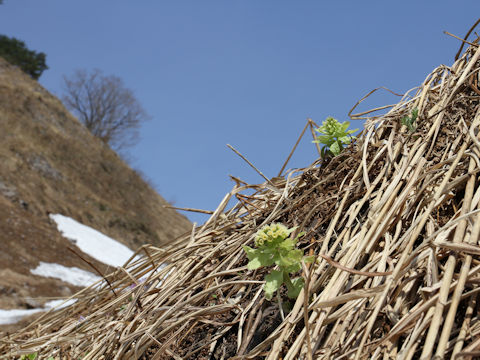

{"left": 254, "top": 223, "right": 291, "bottom": 246}
{"left": 313, "top": 117, "right": 357, "bottom": 157}
{"left": 244, "top": 222, "right": 309, "bottom": 300}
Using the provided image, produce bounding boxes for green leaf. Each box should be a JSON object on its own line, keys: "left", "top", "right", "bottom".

{"left": 304, "top": 255, "right": 315, "bottom": 264}
{"left": 294, "top": 231, "right": 305, "bottom": 242}
{"left": 284, "top": 262, "right": 302, "bottom": 273}
{"left": 246, "top": 256, "right": 263, "bottom": 270}
{"left": 281, "top": 249, "right": 303, "bottom": 271}
{"left": 314, "top": 135, "right": 334, "bottom": 145}
{"left": 289, "top": 249, "right": 303, "bottom": 263}
{"left": 20, "top": 354, "right": 38, "bottom": 360}
{"left": 341, "top": 121, "right": 350, "bottom": 132}
{"left": 276, "top": 251, "right": 295, "bottom": 268}
{"left": 278, "top": 238, "right": 295, "bottom": 251}
{"left": 338, "top": 136, "right": 351, "bottom": 144}
{"left": 330, "top": 141, "right": 341, "bottom": 156}
{"left": 275, "top": 248, "right": 303, "bottom": 268}
{"left": 264, "top": 270, "right": 283, "bottom": 300}
{"left": 320, "top": 147, "right": 327, "bottom": 158}
{"left": 287, "top": 226, "right": 298, "bottom": 235}
{"left": 244, "top": 245, "right": 277, "bottom": 269}
{"left": 243, "top": 246, "right": 263, "bottom": 270}
{"left": 411, "top": 108, "right": 419, "bottom": 120}
{"left": 243, "top": 245, "right": 256, "bottom": 258}
{"left": 287, "top": 277, "right": 305, "bottom": 299}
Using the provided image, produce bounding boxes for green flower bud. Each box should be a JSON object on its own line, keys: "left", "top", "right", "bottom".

{"left": 255, "top": 223, "right": 290, "bottom": 246}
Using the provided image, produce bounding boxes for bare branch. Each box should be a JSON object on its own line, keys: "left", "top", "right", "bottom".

{"left": 61, "top": 69, "right": 150, "bottom": 151}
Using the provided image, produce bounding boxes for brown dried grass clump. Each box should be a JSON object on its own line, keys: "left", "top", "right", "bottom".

{"left": 3, "top": 25, "right": 480, "bottom": 360}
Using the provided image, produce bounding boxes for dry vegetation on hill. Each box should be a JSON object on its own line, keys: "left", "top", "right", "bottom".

{"left": 0, "top": 57, "right": 191, "bottom": 250}
{"left": 4, "top": 28, "right": 480, "bottom": 360}
{"left": 0, "top": 57, "right": 191, "bottom": 334}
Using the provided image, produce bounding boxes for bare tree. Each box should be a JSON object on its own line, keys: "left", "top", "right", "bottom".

{"left": 62, "top": 69, "right": 150, "bottom": 151}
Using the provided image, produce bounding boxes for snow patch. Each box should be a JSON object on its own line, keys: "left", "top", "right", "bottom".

{"left": 31, "top": 262, "right": 101, "bottom": 287}
{"left": 0, "top": 308, "right": 44, "bottom": 325}
{"left": 0, "top": 215, "right": 146, "bottom": 326}
{"left": 0, "top": 298, "right": 77, "bottom": 325}
{"left": 44, "top": 298, "right": 77, "bottom": 309}
{"left": 50, "top": 214, "right": 138, "bottom": 267}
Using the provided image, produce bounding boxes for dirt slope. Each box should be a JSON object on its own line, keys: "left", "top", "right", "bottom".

{"left": 0, "top": 57, "right": 191, "bottom": 331}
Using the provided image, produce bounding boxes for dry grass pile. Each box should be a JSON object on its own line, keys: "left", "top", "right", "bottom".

{"left": 4, "top": 29, "right": 480, "bottom": 360}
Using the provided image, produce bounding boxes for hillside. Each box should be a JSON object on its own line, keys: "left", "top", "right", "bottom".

{"left": 0, "top": 57, "right": 191, "bottom": 330}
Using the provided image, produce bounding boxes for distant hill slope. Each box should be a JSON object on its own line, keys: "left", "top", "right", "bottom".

{"left": 0, "top": 57, "right": 191, "bottom": 329}
{"left": 0, "top": 57, "right": 191, "bottom": 248}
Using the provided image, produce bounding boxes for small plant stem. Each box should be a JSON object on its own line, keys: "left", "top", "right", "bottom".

{"left": 278, "top": 119, "right": 310, "bottom": 176}
{"left": 309, "top": 120, "right": 322, "bottom": 157}
{"left": 163, "top": 205, "right": 214, "bottom": 214}
{"left": 227, "top": 144, "right": 276, "bottom": 187}
{"left": 67, "top": 246, "right": 117, "bottom": 297}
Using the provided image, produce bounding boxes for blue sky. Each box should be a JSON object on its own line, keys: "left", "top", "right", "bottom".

{"left": 1, "top": 1, "right": 479, "bottom": 224}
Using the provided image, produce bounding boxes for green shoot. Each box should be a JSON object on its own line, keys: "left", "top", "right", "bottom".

{"left": 20, "top": 353, "right": 37, "bottom": 360}
{"left": 313, "top": 117, "right": 357, "bottom": 158}
{"left": 242, "top": 223, "right": 314, "bottom": 300}
{"left": 401, "top": 108, "right": 418, "bottom": 132}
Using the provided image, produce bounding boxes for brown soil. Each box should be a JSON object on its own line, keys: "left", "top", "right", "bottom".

{"left": 0, "top": 57, "right": 192, "bottom": 334}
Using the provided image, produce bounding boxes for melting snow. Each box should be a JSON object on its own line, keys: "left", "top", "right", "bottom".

{"left": 31, "top": 262, "right": 101, "bottom": 287}
{"left": 1, "top": 214, "right": 140, "bottom": 326}
{"left": 0, "top": 298, "right": 77, "bottom": 325}
{"left": 50, "top": 213, "right": 138, "bottom": 267}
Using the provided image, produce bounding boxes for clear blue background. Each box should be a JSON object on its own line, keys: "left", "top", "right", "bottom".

{"left": 1, "top": 1, "right": 479, "bottom": 224}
